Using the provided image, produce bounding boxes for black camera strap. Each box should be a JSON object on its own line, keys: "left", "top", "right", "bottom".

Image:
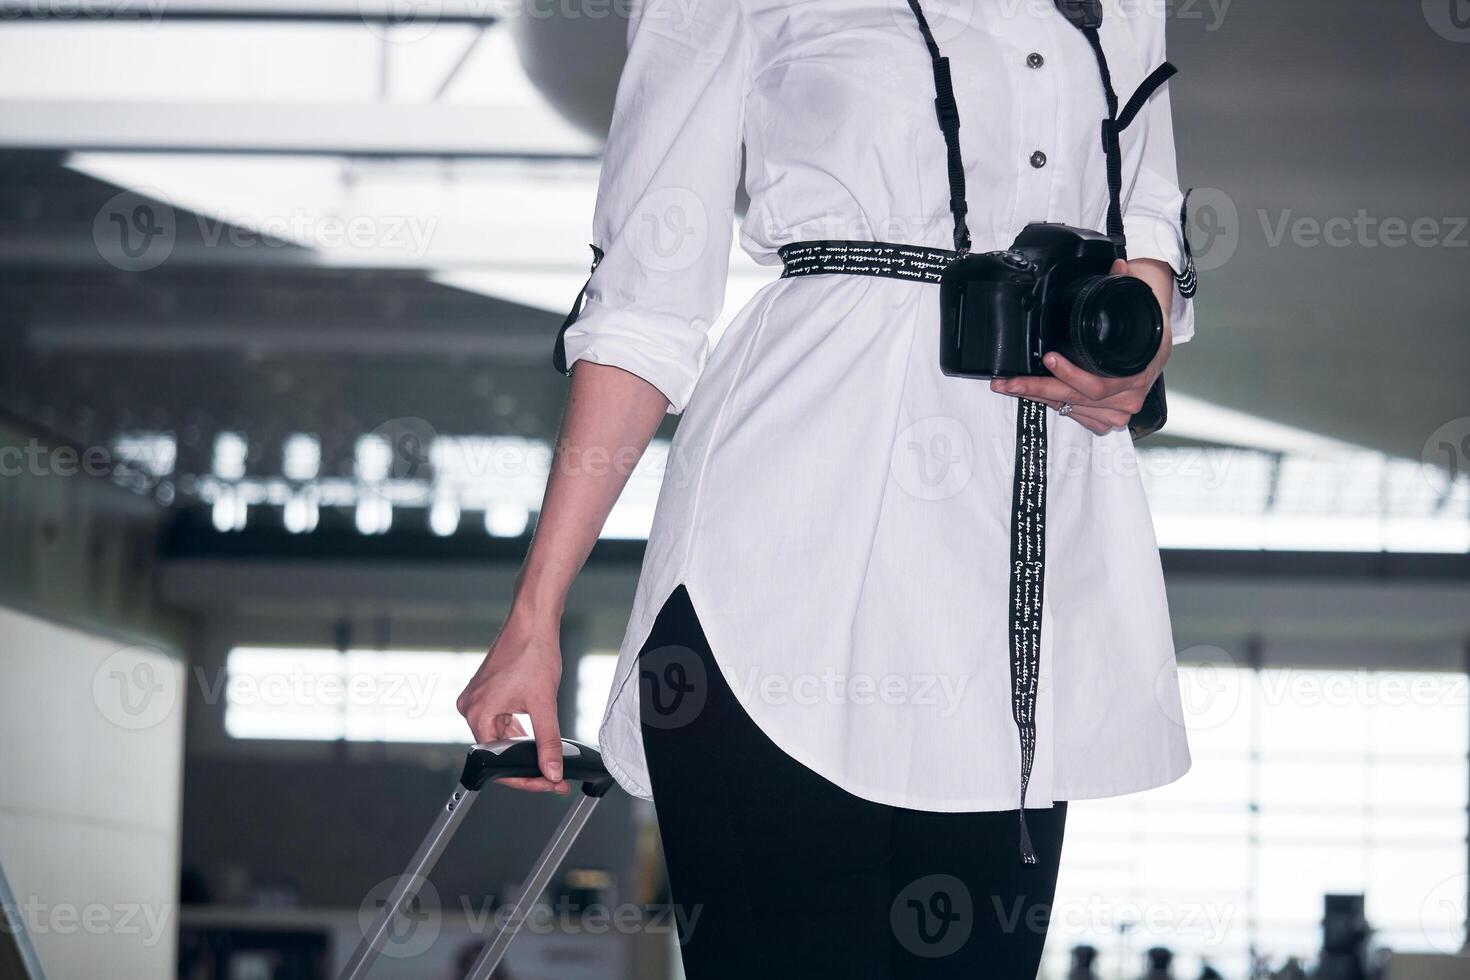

{"left": 905, "top": 0, "right": 1178, "bottom": 865}
{"left": 904, "top": 0, "right": 972, "bottom": 255}
{"left": 908, "top": 0, "right": 1177, "bottom": 261}
{"left": 552, "top": 244, "right": 605, "bottom": 376}
{"left": 1079, "top": 27, "right": 1178, "bottom": 254}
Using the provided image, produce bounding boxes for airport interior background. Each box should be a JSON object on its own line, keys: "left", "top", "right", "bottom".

{"left": 2, "top": 0, "right": 1470, "bottom": 978}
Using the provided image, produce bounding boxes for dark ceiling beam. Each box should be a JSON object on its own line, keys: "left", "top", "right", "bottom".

{"left": 0, "top": 102, "right": 599, "bottom": 158}
{"left": 0, "top": 4, "right": 498, "bottom": 24}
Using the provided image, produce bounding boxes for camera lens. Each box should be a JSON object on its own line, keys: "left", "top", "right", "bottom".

{"left": 1055, "top": 274, "right": 1162, "bottom": 377}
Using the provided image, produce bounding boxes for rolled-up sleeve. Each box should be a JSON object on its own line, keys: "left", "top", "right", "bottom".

{"left": 557, "top": 0, "right": 753, "bottom": 413}
{"left": 1119, "top": 0, "right": 1195, "bottom": 344}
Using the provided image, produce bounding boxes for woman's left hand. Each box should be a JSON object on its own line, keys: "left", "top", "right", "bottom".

{"left": 990, "top": 258, "right": 1175, "bottom": 435}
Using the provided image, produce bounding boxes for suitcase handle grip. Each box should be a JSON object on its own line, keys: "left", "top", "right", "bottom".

{"left": 458, "top": 738, "right": 616, "bottom": 797}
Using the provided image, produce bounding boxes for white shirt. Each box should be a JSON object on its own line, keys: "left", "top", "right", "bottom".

{"left": 567, "top": 0, "right": 1195, "bottom": 811}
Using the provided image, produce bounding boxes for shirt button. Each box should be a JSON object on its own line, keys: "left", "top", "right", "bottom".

{"left": 1030, "top": 150, "right": 1048, "bottom": 169}
{"left": 1027, "top": 52, "right": 1045, "bottom": 68}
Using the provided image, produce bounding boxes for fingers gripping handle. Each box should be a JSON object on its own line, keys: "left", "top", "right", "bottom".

{"left": 459, "top": 737, "right": 616, "bottom": 798}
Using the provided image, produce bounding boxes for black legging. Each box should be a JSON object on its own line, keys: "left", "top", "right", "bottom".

{"left": 638, "top": 586, "right": 1067, "bottom": 979}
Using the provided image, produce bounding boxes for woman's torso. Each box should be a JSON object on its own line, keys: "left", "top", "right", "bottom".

{"left": 593, "top": 0, "right": 1193, "bottom": 811}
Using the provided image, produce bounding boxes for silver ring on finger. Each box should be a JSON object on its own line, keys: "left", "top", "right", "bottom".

{"left": 1058, "top": 402, "right": 1074, "bottom": 417}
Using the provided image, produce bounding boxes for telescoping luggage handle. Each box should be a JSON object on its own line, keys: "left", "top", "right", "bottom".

{"left": 337, "top": 737, "right": 617, "bottom": 980}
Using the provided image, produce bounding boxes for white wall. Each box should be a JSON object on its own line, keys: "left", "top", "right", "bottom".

{"left": 0, "top": 606, "right": 185, "bottom": 980}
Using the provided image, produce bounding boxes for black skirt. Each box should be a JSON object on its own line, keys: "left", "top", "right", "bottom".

{"left": 638, "top": 585, "right": 1068, "bottom": 980}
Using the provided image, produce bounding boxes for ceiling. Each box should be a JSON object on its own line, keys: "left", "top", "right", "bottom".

{"left": 0, "top": 0, "right": 1467, "bottom": 468}
{"left": 0, "top": 155, "right": 575, "bottom": 478}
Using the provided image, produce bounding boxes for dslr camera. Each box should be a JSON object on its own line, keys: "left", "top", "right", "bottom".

{"left": 939, "top": 223, "right": 1163, "bottom": 380}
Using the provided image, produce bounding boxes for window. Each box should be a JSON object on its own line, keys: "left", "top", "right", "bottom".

{"left": 224, "top": 646, "right": 479, "bottom": 743}
{"left": 1041, "top": 667, "right": 1469, "bottom": 978}
{"left": 224, "top": 644, "right": 624, "bottom": 745}
{"left": 576, "top": 651, "right": 621, "bottom": 743}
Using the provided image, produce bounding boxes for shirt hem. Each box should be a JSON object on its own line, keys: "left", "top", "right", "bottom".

{"left": 598, "top": 576, "right": 1194, "bottom": 813}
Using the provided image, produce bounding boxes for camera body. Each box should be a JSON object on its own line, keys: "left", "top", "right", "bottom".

{"left": 939, "top": 223, "right": 1163, "bottom": 380}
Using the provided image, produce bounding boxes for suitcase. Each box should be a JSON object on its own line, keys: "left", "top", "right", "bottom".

{"left": 337, "top": 737, "right": 617, "bottom": 980}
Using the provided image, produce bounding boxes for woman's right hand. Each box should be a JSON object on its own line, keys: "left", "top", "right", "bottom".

{"left": 456, "top": 613, "right": 569, "bottom": 794}
{"left": 453, "top": 360, "right": 673, "bottom": 794}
